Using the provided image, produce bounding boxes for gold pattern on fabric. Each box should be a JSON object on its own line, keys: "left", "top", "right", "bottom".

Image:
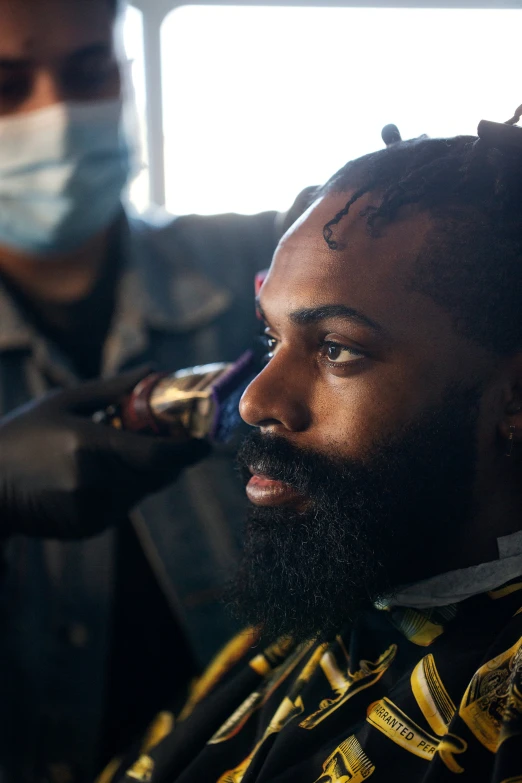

{"left": 211, "top": 690, "right": 265, "bottom": 746}
{"left": 366, "top": 697, "right": 467, "bottom": 771}
{"left": 313, "top": 735, "right": 375, "bottom": 782}
{"left": 249, "top": 636, "right": 295, "bottom": 676}
{"left": 390, "top": 609, "right": 446, "bottom": 647}
{"left": 126, "top": 755, "right": 154, "bottom": 783}
{"left": 300, "top": 643, "right": 397, "bottom": 730}
{"left": 436, "top": 735, "right": 468, "bottom": 775}
{"left": 140, "top": 712, "right": 174, "bottom": 754}
{"left": 488, "top": 582, "right": 522, "bottom": 600}
{"left": 216, "top": 644, "right": 327, "bottom": 783}
{"left": 367, "top": 698, "right": 439, "bottom": 760}
{"left": 122, "top": 710, "right": 175, "bottom": 782}
{"left": 411, "top": 654, "right": 456, "bottom": 735}
{"left": 459, "top": 638, "right": 522, "bottom": 752}
{"left": 209, "top": 641, "right": 314, "bottom": 746}
{"left": 95, "top": 758, "right": 122, "bottom": 783}
{"left": 499, "top": 777, "right": 522, "bottom": 783}
{"left": 179, "top": 628, "right": 259, "bottom": 721}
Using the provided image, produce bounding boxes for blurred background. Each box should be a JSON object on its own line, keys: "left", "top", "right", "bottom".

{"left": 123, "top": 2, "right": 522, "bottom": 216}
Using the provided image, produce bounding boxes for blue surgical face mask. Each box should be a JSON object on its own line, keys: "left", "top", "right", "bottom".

{"left": 0, "top": 98, "right": 132, "bottom": 257}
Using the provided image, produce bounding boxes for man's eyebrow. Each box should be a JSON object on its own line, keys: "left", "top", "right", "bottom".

{"left": 289, "top": 304, "right": 385, "bottom": 334}
{"left": 256, "top": 298, "right": 386, "bottom": 335}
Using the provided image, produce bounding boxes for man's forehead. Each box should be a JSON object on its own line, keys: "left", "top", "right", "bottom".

{"left": 266, "top": 191, "right": 434, "bottom": 294}
{"left": 256, "top": 191, "right": 463, "bottom": 358}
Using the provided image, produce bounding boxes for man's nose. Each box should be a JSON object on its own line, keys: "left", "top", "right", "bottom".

{"left": 239, "top": 352, "right": 310, "bottom": 433}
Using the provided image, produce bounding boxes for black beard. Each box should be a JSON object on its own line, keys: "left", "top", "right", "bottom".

{"left": 225, "top": 386, "right": 481, "bottom": 644}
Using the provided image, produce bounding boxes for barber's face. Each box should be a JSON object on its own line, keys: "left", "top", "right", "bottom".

{"left": 232, "top": 192, "right": 502, "bottom": 642}
{"left": 0, "top": 0, "right": 120, "bottom": 117}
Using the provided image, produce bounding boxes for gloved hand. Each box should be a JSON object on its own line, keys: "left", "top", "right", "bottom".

{"left": 0, "top": 368, "right": 210, "bottom": 540}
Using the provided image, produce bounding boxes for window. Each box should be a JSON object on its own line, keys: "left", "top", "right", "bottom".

{"left": 160, "top": 5, "right": 521, "bottom": 216}
{"left": 122, "top": 4, "right": 149, "bottom": 212}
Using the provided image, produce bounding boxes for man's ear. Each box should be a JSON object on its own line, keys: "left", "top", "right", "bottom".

{"left": 499, "top": 355, "right": 522, "bottom": 445}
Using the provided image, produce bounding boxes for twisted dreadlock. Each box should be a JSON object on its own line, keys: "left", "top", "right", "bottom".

{"left": 319, "top": 133, "right": 522, "bottom": 356}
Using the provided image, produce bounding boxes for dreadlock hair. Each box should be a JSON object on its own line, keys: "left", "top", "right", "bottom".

{"left": 320, "top": 135, "right": 522, "bottom": 356}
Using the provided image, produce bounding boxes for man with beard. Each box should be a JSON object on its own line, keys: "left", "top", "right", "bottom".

{"left": 103, "top": 127, "right": 522, "bottom": 783}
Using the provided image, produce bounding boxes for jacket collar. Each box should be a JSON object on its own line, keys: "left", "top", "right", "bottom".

{"left": 378, "top": 530, "right": 522, "bottom": 611}
{"left": 120, "top": 209, "right": 231, "bottom": 333}
{"left": 0, "top": 208, "right": 232, "bottom": 378}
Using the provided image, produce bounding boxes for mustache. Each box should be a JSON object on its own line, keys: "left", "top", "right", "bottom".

{"left": 236, "top": 430, "right": 352, "bottom": 496}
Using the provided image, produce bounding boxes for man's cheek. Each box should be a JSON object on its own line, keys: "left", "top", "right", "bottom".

{"left": 306, "top": 397, "right": 383, "bottom": 458}
{"left": 306, "top": 381, "right": 421, "bottom": 458}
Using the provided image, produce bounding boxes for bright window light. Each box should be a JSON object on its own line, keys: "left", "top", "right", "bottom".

{"left": 122, "top": 4, "right": 150, "bottom": 212}
{"left": 160, "top": 5, "right": 521, "bottom": 216}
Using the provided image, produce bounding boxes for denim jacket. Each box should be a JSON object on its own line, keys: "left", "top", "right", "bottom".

{"left": 0, "top": 207, "right": 279, "bottom": 782}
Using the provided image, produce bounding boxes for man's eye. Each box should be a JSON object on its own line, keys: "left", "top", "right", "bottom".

{"left": 322, "top": 341, "right": 364, "bottom": 364}
{"left": 260, "top": 334, "right": 278, "bottom": 360}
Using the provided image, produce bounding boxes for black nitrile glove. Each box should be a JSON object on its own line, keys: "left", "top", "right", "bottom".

{"left": 0, "top": 368, "right": 210, "bottom": 539}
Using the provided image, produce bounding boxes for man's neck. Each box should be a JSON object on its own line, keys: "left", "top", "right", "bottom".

{"left": 0, "top": 228, "right": 111, "bottom": 307}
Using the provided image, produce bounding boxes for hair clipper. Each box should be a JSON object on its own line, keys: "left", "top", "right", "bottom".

{"left": 96, "top": 350, "right": 257, "bottom": 443}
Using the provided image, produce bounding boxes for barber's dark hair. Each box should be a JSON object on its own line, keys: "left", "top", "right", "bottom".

{"left": 320, "top": 135, "right": 522, "bottom": 355}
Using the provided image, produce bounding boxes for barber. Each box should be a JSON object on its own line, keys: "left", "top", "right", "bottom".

{"left": 0, "top": 0, "right": 297, "bottom": 779}
{"left": 0, "top": 371, "right": 211, "bottom": 780}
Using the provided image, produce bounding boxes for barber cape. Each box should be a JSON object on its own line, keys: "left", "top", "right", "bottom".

{"left": 103, "top": 574, "right": 522, "bottom": 783}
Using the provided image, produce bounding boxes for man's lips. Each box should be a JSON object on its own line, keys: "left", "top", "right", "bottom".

{"left": 245, "top": 469, "right": 307, "bottom": 507}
